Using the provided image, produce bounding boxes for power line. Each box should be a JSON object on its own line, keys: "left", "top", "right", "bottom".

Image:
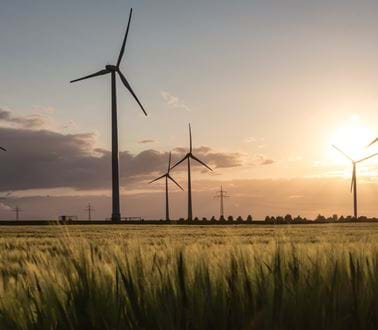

{"left": 214, "top": 185, "right": 230, "bottom": 218}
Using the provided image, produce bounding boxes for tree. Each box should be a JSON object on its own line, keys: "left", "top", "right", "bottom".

{"left": 284, "top": 214, "right": 293, "bottom": 223}
{"left": 315, "top": 214, "right": 326, "bottom": 222}
{"left": 276, "top": 216, "right": 284, "bottom": 223}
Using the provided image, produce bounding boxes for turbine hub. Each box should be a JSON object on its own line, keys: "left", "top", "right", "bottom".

{"left": 105, "top": 65, "right": 117, "bottom": 71}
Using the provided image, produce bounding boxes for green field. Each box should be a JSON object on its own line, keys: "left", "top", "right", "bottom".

{"left": 0, "top": 224, "right": 377, "bottom": 329}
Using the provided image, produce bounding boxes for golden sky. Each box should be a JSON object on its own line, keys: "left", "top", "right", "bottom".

{"left": 0, "top": 0, "right": 377, "bottom": 219}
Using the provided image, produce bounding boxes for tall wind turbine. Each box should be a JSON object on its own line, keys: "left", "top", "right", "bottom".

{"left": 332, "top": 145, "right": 378, "bottom": 219}
{"left": 70, "top": 9, "right": 147, "bottom": 223}
{"left": 149, "top": 152, "right": 184, "bottom": 221}
{"left": 171, "top": 124, "right": 213, "bottom": 221}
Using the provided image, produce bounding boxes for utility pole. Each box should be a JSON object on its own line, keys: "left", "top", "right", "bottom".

{"left": 214, "top": 185, "right": 230, "bottom": 218}
{"left": 85, "top": 203, "right": 94, "bottom": 221}
{"left": 12, "top": 206, "right": 22, "bottom": 221}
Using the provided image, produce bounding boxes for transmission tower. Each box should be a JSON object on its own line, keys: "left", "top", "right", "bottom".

{"left": 214, "top": 185, "right": 230, "bottom": 218}
{"left": 85, "top": 203, "right": 94, "bottom": 220}
{"left": 12, "top": 206, "right": 23, "bottom": 221}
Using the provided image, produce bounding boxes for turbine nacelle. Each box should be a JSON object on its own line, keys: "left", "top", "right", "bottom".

{"left": 149, "top": 152, "right": 184, "bottom": 191}
{"left": 171, "top": 124, "right": 213, "bottom": 171}
{"left": 105, "top": 65, "right": 118, "bottom": 71}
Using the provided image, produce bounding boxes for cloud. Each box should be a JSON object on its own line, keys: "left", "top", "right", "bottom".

{"left": 172, "top": 146, "right": 243, "bottom": 169}
{"left": 0, "top": 202, "right": 11, "bottom": 211}
{"left": 138, "top": 139, "right": 155, "bottom": 144}
{"left": 253, "top": 154, "right": 275, "bottom": 166}
{"left": 62, "top": 120, "right": 78, "bottom": 130}
{"left": 161, "top": 91, "right": 191, "bottom": 112}
{"left": 0, "top": 126, "right": 243, "bottom": 192}
{"left": 0, "top": 108, "right": 47, "bottom": 129}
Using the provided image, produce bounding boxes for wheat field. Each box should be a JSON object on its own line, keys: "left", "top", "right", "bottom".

{"left": 0, "top": 223, "right": 377, "bottom": 329}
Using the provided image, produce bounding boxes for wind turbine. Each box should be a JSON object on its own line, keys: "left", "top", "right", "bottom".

{"left": 70, "top": 8, "right": 147, "bottom": 223}
{"left": 332, "top": 145, "right": 378, "bottom": 219}
{"left": 171, "top": 124, "right": 213, "bottom": 221}
{"left": 149, "top": 152, "right": 184, "bottom": 221}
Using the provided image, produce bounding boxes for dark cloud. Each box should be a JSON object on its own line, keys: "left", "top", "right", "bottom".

{"left": 138, "top": 139, "right": 155, "bottom": 144}
{"left": 0, "top": 108, "right": 46, "bottom": 128}
{"left": 173, "top": 146, "right": 243, "bottom": 169}
{"left": 0, "top": 126, "right": 243, "bottom": 191}
{"left": 260, "top": 159, "right": 275, "bottom": 165}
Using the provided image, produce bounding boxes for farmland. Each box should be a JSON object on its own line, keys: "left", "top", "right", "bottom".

{"left": 0, "top": 223, "right": 377, "bottom": 329}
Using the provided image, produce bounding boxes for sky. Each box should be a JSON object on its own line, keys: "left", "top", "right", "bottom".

{"left": 0, "top": 0, "right": 378, "bottom": 220}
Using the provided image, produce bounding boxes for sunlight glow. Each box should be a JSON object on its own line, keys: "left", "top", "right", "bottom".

{"left": 328, "top": 115, "right": 375, "bottom": 162}
{"left": 323, "top": 115, "right": 378, "bottom": 180}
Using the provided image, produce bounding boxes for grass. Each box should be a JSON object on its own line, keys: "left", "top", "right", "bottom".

{"left": 0, "top": 224, "right": 377, "bottom": 329}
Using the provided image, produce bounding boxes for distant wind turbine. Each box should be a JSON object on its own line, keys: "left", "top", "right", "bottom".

{"left": 332, "top": 145, "right": 378, "bottom": 219}
{"left": 171, "top": 124, "right": 213, "bottom": 221}
{"left": 149, "top": 152, "right": 184, "bottom": 221}
{"left": 70, "top": 8, "right": 147, "bottom": 223}
{"left": 368, "top": 138, "right": 378, "bottom": 147}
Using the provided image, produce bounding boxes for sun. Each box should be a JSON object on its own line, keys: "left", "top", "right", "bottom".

{"left": 328, "top": 115, "right": 375, "bottom": 163}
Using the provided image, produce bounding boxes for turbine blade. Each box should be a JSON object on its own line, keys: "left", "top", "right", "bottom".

{"left": 149, "top": 173, "right": 167, "bottom": 184}
{"left": 70, "top": 69, "right": 110, "bottom": 83}
{"left": 189, "top": 123, "right": 192, "bottom": 152}
{"left": 118, "top": 71, "right": 147, "bottom": 116}
{"left": 350, "top": 166, "right": 356, "bottom": 193}
{"left": 168, "top": 152, "right": 172, "bottom": 172}
{"left": 170, "top": 154, "right": 189, "bottom": 170}
{"left": 368, "top": 138, "right": 378, "bottom": 147}
{"left": 356, "top": 153, "right": 378, "bottom": 163}
{"left": 191, "top": 154, "right": 213, "bottom": 171}
{"left": 117, "top": 8, "right": 133, "bottom": 67}
{"left": 0, "top": 147, "right": 6, "bottom": 151}
{"left": 168, "top": 175, "right": 184, "bottom": 191}
{"left": 332, "top": 145, "right": 353, "bottom": 162}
